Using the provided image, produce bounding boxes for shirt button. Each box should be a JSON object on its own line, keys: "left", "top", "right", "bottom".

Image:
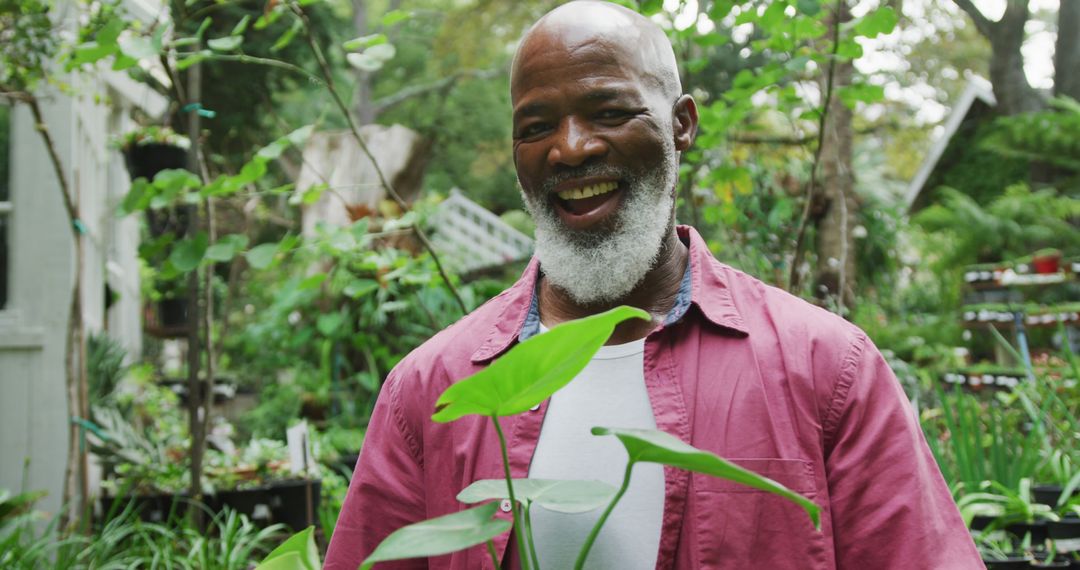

{"left": 500, "top": 499, "right": 513, "bottom": 512}
{"left": 529, "top": 403, "right": 541, "bottom": 411}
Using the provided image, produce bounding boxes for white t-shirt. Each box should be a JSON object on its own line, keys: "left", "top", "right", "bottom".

{"left": 527, "top": 333, "right": 664, "bottom": 570}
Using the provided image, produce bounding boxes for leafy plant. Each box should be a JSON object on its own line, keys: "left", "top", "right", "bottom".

{"left": 113, "top": 126, "right": 192, "bottom": 151}
{"left": 360, "top": 306, "right": 820, "bottom": 570}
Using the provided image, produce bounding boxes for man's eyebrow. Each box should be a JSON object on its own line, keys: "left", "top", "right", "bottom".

{"left": 513, "top": 88, "right": 636, "bottom": 122}
{"left": 513, "top": 101, "right": 552, "bottom": 122}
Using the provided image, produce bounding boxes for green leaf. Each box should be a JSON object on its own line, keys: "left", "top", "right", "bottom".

{"left": 66, "top": 42, "right": 117, "bottom": 70}
{"left": 254, "top": 9, "right": 283, "bottom": 30}
{"left": 120, "top": 178, "right": 153, "bottom": 215}
{"left": 853, "top": 6, "right": 897, "bottom": 38}
{"left": 316, "top": 312, "right": 344, "bottom": 336}
{"left": 255, "top": 527, "right": 319, "bottom": 570}
{"left": 360, "top": 503, "right": 511, "bottom": 570}
{"left": 271, "top": 19, "right": 302, "bottom": 52}
{"left": 177, "top": 50, "right": 212, "bottom": 71}
{"left": 97, "top": 17, "right": 126, "bottom": 47}
{"left": 592, "top": 427, "right": 821, "bottom": 529}
{"left": 204, "top": 234, "right": 249, "bottom": 262}
{"left": 111, "top": 54, "right": 138, "bottom": 71}
{"left": 169, "top": 232, "right": 209, "bottom": 273}
{"left": 246, "top": 243, "right": 278, "bottom": 269}
{"left": 343, "top": 33, "right": 388, "bottom": 51}
{"left": 707, "top": 0, "right": 736, "bottom": 21}
{"left": 299, "top": 273, "right": 328, "bottom": 291}
{"left": 231, "top": 15, "right": 251, "bottom": 36}
{"left": 457, "top": 479, "right": 616, "bottom": 514}
{"left": 118, "top": 35, "right": 160, "bottom": 60}
{"left": 380, "top": 10, "right": 411, "bottom": 27}
{"left": 344, "top": 278, "right": 379, "bottom": 298}
{"left": 759, "top": 1, "right": 786, "bottom": 31}
{"left": 346, "top": 43, "right": 396, "bottom": 72}
{"left": 796, "top": 0, "right": 820, "bottom": 16}
{"left": 432, "top": 306, "right": 649, "bottom": 422}
{"left": 638, "top": 0, "right": 663, "bottom": 15}
{"left": 254, "top": 552, "right": 304, "bottom": 570}
{"left": 208, "top": 36, "right": 243, "bottom": 52}
{"left": 837, "top": 83, "right": 885, "bottom": 109}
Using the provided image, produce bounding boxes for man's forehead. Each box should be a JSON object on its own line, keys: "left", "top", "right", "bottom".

{"left": 511, "top": 1, "right": 679, "bottom": 101}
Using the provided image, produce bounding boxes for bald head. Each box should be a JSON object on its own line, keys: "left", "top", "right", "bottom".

{"left": 512, "top": 1, "right": 682, "bottom": 101}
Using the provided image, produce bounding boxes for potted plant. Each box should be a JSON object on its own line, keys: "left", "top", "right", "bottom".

{"left": 207, "top": 438, "right": 322, "bottom": 532}
{"left": 1032, "top": 249, "right": 1063, "bottom": 275}
{"left": 116, "top": 126, "right": 191, "bottom": 182}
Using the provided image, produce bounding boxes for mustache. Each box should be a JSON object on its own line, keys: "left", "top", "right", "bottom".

{"left": 539, "top": 164, "right": 633, "bottom": 194}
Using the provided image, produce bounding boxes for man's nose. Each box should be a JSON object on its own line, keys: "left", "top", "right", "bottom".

{"left": 547, "top": 117, "right": 606, "bottom": 167}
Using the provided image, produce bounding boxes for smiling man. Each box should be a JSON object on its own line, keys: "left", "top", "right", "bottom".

{"left": 325, "top": 2, "right": 981, "bottom": 569}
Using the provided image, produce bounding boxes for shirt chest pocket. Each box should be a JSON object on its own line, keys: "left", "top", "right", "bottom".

{"left": 691, "top": 458, "right": 826, "bottom": 570}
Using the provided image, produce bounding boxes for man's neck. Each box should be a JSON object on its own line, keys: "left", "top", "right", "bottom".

{"left": 538, "top": 229, "right": 689, "bottom": 344}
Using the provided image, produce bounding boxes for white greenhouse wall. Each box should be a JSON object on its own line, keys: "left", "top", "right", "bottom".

{"left": 0, "top": 73, "right": 157, "bottom": 514}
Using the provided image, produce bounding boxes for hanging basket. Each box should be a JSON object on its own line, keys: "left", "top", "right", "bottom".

{"left": 123, "top": 143, "right": 189, "bottom": 182}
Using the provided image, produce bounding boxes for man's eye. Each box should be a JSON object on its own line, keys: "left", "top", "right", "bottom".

{"left": 517, "top": 123, "right": 550, "bottom": 139}
{"left": 596, "top": 109, "right": 631, "bottom": 121}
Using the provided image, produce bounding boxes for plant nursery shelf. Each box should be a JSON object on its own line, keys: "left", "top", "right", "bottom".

{"left": 961, "top": 306, "right": 1080, "bottom": 328}
{"left": 941, "top": 368, "right": 1076, "bottom": 391}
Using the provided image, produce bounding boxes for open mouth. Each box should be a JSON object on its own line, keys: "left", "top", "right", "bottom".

{"left": 552, "top": 181, "right": 622, "bottom": 229}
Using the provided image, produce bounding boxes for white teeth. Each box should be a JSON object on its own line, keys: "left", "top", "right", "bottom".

{"left": 557, "top": 182, "right": 617, "bottom": 201}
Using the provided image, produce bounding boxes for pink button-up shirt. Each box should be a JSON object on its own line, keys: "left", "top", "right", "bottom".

{"left": 325, "top": 226, "right": 982, "bottom": 570}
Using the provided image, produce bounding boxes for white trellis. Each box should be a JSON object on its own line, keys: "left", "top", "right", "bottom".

{"left": 431, "top": 189, "right": 534, "bottom": 273}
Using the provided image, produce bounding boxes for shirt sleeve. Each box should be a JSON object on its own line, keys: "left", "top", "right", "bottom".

{"left": 822, "top": 332, "right": 983, "bottom": 569}
{"left": 324, "top": 369, "right": 428, "bottom": 570}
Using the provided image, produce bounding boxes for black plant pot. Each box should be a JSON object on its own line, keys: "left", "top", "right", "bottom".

{"left": 212, "top": 479, "right": 321, "bottom": 531}
{"left": 1051, "top": 518, "right": 1080, "bottom": 538}
{"left": 158, "top": 298, "right": 189, "bottom": 330}
{"left": 1035, "top": 485, "right": 1065, "bottom": 507}
{"left": 124, "top": 143, "right": 188, "bottom": 181}
{"left": 984, "top": 557, "right": 1032, "bottom": 570}
{"left": 972, "top": 514, "right": 996, "bottom": 531}
{"left": 98, "top": 492, "right": 189, "bottom": 524}
{"left": 1007, "top": 520, "right": 1050, "bottom": 543}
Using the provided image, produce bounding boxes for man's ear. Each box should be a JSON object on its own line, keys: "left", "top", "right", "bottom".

{"left": 672, "top": 94, "right": 698, "bottom": 152}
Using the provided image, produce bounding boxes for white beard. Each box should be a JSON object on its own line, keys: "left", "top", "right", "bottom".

{"left": 520, "top": 147, "right": 678, "bottom": 305}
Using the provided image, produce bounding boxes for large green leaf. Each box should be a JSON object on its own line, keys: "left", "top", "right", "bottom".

{"left": 360, "top": 503, "right": 511, "bottom": 570}
{"left": 169, "top": 232, "right": 208, "bottom": 272}
{"left": 246, "top": 243, "right": 278, "bottom": 269}
{"left": 592, "top": 427, "right": 821, "bottom": 529}
{"left": 204, "top": 234, "right": 249, "bottom": 262}
{"left": 457, "top": 479, "right": 616, "bottom": 514}
{"left": 255, "top": 527, "right": 319, "bottom": 570}
{"left": 432, "top": 306, "right": 650, "bottom": 422}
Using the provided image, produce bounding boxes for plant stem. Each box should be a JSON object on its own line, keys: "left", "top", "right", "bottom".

{"left": 486, "top": 540, "right": 500, "bottom": 569}
{"left": 523, "top": 502, "right": 541, "bottom": 570}
{"left": 491, "top": 416, "right": 530, "bottom": 570}
{"left": 575, "top": 462, "right": 634, "bottom": 570}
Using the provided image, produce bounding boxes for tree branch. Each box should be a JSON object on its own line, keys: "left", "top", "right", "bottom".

{"left": 289, "top": 1, "right": 469, "bottom": 316}
{"left": 371, "top": 67, "right": 501, "bottom": 116}
{"left": 951, "top": 0, "right": 995, "bottom": 39}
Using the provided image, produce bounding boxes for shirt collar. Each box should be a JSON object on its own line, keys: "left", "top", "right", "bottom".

{"left": 470, "top": 225, "right": 748, "bottom": 364}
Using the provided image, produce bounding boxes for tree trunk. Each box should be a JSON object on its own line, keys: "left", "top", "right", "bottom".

{"left": 813, "top": 3, "right": 857, "bottom": 312}
{"left": 987, "top": 3, "right": 1041, "bottom": 115}
{"left": 953, "top": 0, "right": 1042, "bottom": 115}
{"left": 1054, "top": 0, "right": 1080, "bottom": 101}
